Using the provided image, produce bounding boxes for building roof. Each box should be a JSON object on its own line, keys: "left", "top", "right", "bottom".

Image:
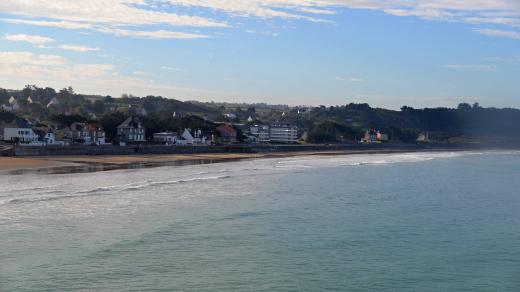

{"left": 46, "top": 97, "right": 59, "bottom": 108}
{"left": 4, "top": 118, "right": 32, "bottom": 129}
{"left": 117, "top": 116, "right": 143, "bottom": 129}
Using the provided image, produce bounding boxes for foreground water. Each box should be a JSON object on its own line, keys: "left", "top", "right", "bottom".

{"left": 1, "top": 151, "right": 519, "bottom": 291}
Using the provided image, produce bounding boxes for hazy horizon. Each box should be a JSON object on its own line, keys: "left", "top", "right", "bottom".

{"left": 1, "top": 1, "right": 519, "bottom": 109}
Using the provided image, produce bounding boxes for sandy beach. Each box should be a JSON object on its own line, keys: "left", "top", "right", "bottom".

{"left": 0, "top": 149, "right": 451, "bottom": 174}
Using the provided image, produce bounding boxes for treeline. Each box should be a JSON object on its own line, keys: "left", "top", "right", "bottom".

{"left": 3, "top": 85, "right": 520, "bottom": 144}
{"left": 0, "top": 85, "right": 220, "bottom": 120}
{"left": 286, "top": 102, "right": 520, "bottom": 143}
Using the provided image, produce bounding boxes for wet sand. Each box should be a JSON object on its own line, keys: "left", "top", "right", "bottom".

{"left": 0, "top": 149, "right": 456, "bottom": 175}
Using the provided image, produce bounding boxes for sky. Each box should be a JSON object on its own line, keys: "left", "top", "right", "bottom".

{"left": 0, "top": 0, "right": 519, "bottom": 109}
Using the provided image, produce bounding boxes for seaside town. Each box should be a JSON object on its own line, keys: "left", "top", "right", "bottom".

{"left": 0, "top": 85, "right": 518, "bottom": 156}
{"left": 0, "top": 87, "right": 430, "bottom": 156}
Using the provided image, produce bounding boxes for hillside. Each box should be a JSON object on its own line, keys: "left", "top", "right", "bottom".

{"left": 2, "top": 85, "right": 520, "bottom": 144}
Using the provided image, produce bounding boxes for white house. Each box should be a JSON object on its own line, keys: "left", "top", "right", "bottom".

{"left": 177, "top": 128, "right": 195, "bottom": 145}
{"left": 153, "top": 132, "right": 177, "bottom": 145}
{"left": 417, "top": 132, "right": 431, "bottom": 143}
{"left": 2, "top": 119, "right": 39, "bottom": 144}
{"left": 33, "top": 128, "right": 65, "bottom": 146}
{"left": 269, "top": 124, "right": 298, "bottom": 143}
{"left": 43, "top": 129, "right": 56, "bottom": 145}
{"left": 69, "top": 122, "right": 92, "bottom": 145}
{"left": 250, "top": 125, "right": 270, "bottom": 143}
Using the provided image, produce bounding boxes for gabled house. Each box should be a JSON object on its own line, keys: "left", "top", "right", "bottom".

{"left": 33, "top": 128, "right": 63, "bottom": 146}
{"left": 117, "top": 116, "right": 146, "bottom": 143}
{"left": 2, "top": 119, "right": 39, "bottom": 144}
{"left": 69, "top": 122, "right": 92, "bottom": 145}
{"left": 177, "top": 128, "right": 195, "bottom": 145}
{"left": 86, "top": 123, "right": 106, "bottom": 145}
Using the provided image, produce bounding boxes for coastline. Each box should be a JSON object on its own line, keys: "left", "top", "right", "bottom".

{"left": 1, "top": 148, "right": 465, "bottom": 175}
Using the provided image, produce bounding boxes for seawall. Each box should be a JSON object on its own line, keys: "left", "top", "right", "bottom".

{"left": 12, "top": 143, "right": 469, "bottom": 157}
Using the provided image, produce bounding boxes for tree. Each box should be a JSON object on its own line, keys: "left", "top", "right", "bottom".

{"left": 307, "top": 121, "right": 357, "bottom": 143}
{"left": 50, "top": 114, "right": 87, "bottom": 126}
{"left": 101, "top": 112, "right": 129, "bottom": 140}
{"left": 0, "top": 88, "right": 9, "bottom": 104}
{"left": 0, "top": 110, "right": 17, "bottom": 123}
{"left": 457, "top": 103, "right": 472, "bottom": 111}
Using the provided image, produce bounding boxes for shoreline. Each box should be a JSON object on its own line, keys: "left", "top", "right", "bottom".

{"left": 0, "top": 148, "right": 476, "bottom": 175}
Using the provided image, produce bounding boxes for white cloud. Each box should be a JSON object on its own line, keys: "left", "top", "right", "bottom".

{"left": 1, "top": 0, "right": 520, "bottom": 40}
{"left": 0, "top": 0, "right": 227, "bottom": 27}
{"left": 0, "top": 50, "right": 230, "bottom": 99}
{"left": 1, "top": 19, "right": 210, "bottom": 40}
{"left": 60, "top": 44, "right": 100, "bottom": 52}
{"left": 94, "top": 27, "right": 209, "bottom": 39}
{"left": 224, "top": 77, "right": 269, "bottom": 83}
{"left": 2, "top": 33, "right": 54, "bottom": 46}
{"left": 132, "top": 71, "right": 153, "bottom": 76}
{"left": 443, "top": 64, "right": 497, "bottom": 72}
{"left": 161, "top": 66, "right": 190, "bottom": 72}
{"left": 336, "top": 76, "right": 367, "bottom": 83}
{"left": 1, "top": 18, "right": 94, "bottom": 30}
{"left": 0, "top": 51, "right": 66, "bottom": 66}
{"left": 245, "top": 29, "right": 279, "bottom": 37}
{"left": 474, "top": 28, "right": 520, "bottom": 40}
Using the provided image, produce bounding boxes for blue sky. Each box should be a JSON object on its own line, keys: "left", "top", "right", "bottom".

{"left": 0, "top": 0, "right": 519, "bottom": 109}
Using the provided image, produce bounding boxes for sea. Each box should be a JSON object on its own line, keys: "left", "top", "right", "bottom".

{"left": 1, "top": 151, "right": 519, "bottom": 291}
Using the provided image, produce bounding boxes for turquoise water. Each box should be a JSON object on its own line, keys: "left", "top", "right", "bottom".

{"left": 1, "top": 151, "right": 520, "bottom": 291}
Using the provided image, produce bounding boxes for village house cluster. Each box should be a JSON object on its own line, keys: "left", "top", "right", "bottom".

{"left": 1, "top": 96, "right": 431, "bottom": 147}
{"left": 1, "top": 108, "right": 302, "bottom": 147}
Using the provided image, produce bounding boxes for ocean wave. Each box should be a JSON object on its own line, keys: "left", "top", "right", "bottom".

{"left": 4, "top": 175, "right": 233, "bottom": 205}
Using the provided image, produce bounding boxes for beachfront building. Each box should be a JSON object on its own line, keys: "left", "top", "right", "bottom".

{"left": 377, "top": 131, "right": 389, "bottom": 142}
{"left": 69, "top": 122, "right": 92, "bottom": 145}
{"left": 117, "top": 116, "right": 146, "bottom": 144}
{"left": 250, "top": 125, "right": 270, "bottom": 143}
{"left": 216, "top": 124, "right": 237, "bottom": 143}
{"left": 361, "top": 130, "right": 388, "bottom": 143}
{"left": 43, "top": 129, "right": 57, "bottom": 145}
{"left": 153, "top": 132, "right": 177, "bottom": 145}
{"left": 269, "top": 124, "right": 298, "bottom": 144}
{"left": 86, "top": 123, "right": 106, "bottom": 145}
{"left": 31, "top": 128, "right": 65, "bottom": 146}
{"left": 2, "top": 119, "right": 39, "bottom": 144}
{"left": 417, "top": 132, "right": 431, "bottom": 143}
{"left": 176, "top": 128, "right": 209, "bottom": 145}
{"left": 176, "top": 129, "right": 195, "bottom": 145}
